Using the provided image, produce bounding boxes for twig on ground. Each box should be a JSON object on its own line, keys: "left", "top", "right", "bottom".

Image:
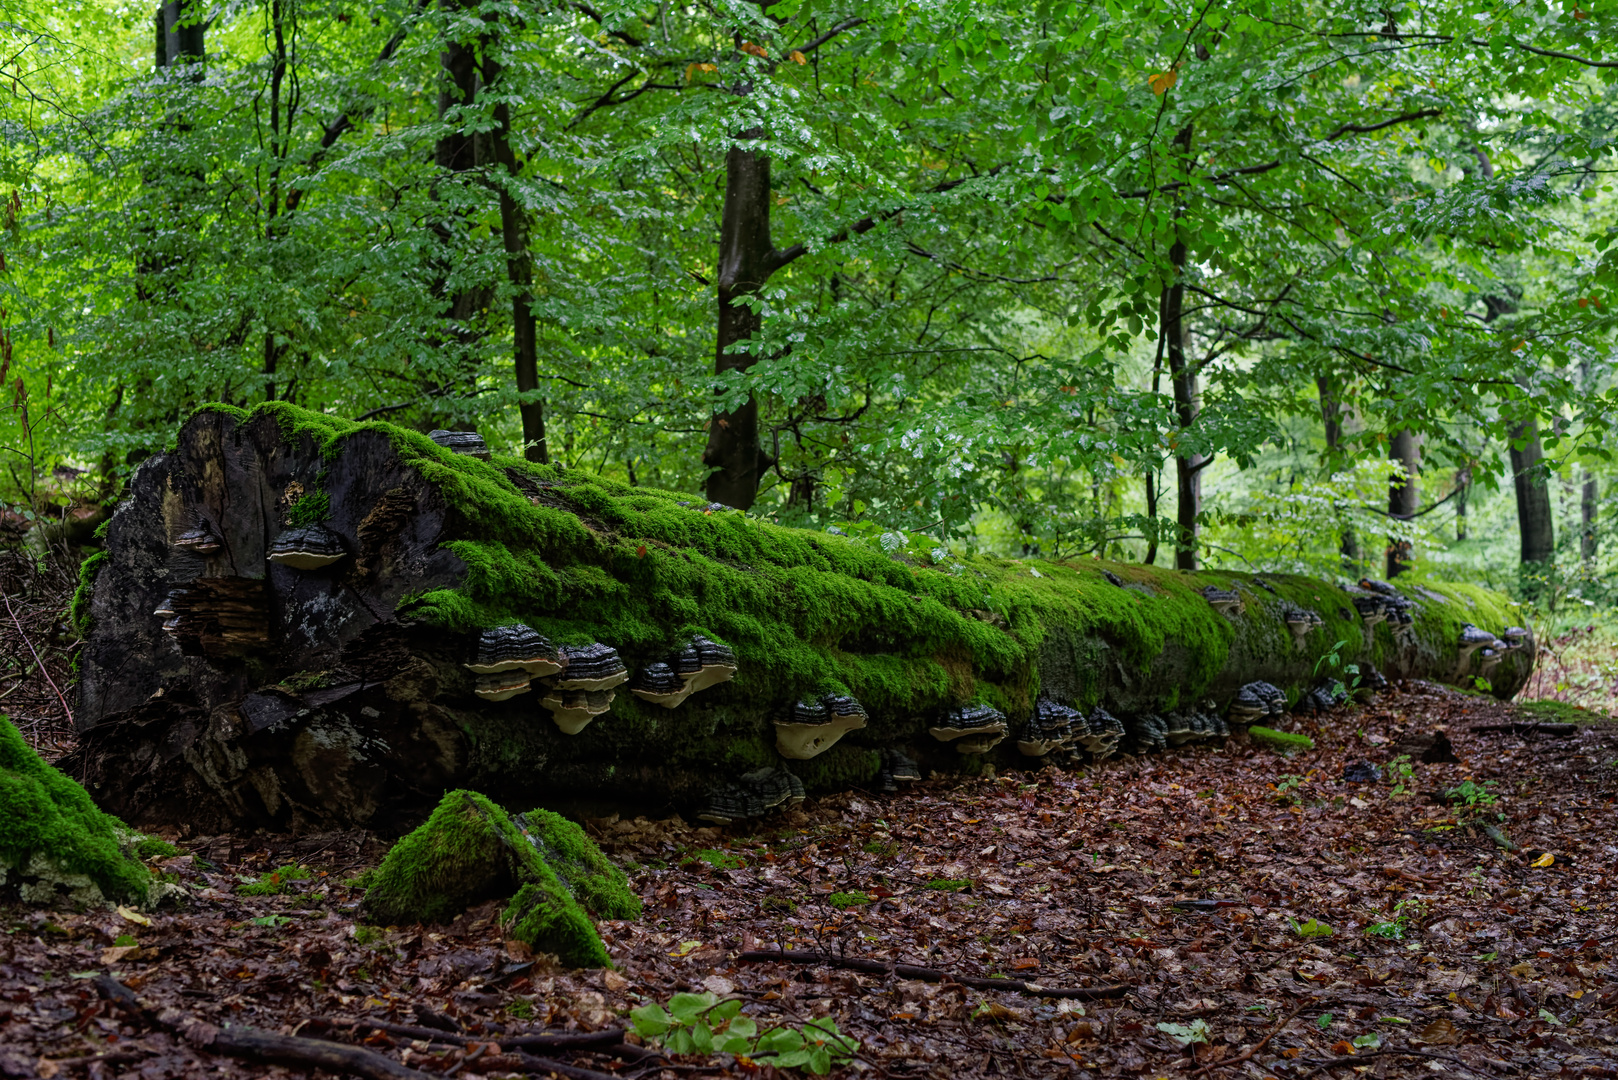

{"left": 1189, "top": 1002, "right": 1303, "bottom": 1076}
{"left": 2, "top": 587, "right": 71, "bottom": 726}
{"left": 738, "top": 948, "right": 1131, "bottom": 999}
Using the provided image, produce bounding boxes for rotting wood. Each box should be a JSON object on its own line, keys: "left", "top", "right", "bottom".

{"left": 737, "top": 948, "right": 1132, "bottom": 999}
{"left": 1468, "top": 721, "right": 1577, "bottom": 736}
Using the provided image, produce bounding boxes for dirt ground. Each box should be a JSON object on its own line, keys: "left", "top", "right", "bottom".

{"left": 4, "top": 681, "right": 1616, "bottom": 1079}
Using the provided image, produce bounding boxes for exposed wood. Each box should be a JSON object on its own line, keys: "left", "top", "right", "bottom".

{"left": 738, "top": 948, "right": 1132, "bottom": 999}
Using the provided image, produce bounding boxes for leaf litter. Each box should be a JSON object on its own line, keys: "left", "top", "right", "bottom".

{"left": 3, "top": 680, "right": 1616, "bottom": 1078}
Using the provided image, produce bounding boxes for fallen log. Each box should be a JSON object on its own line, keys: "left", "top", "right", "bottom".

{"left": 67, "top": 403, "right": 1536, "bottom": 832}
{"left": 737, "top": 948, "right": 1132, "bottom": 999}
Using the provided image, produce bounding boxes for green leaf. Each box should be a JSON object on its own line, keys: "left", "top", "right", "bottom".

{"left": 668, "top": 991, "right": 716, "bottom": 1024}
{"left": 1155, "top": 1020, "right": 1211, "bottom": 1047}
{"left": 1318, "top": 1012, "right": 1335, "bottom": 1030}
{"left": 629, "top": 1003, "right": 671, "bottom": 1037}
{"left": 725, "top": 1016, "right": 758, "bottom": 1040}
{"left": 807, "top": 1045, "right": 834, "bottom": 1074}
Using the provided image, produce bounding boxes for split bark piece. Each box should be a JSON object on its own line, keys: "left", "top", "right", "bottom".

{"left": 738, "top": 949, "right": 1131, "bottom": 1000}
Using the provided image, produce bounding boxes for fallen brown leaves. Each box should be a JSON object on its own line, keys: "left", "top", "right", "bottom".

{"left": 4, "top": 681, "right": 1617, "bottom": 1078}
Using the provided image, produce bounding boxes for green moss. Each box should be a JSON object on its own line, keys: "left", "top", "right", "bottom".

{"left": 1518, "top": 699, "right": 1607, "bottom": 723}
{"left": 238, "top": 864, "right": 313, "bottom": 896}
{"left": 286, "top": 490, "right": 330, "bottom": 526}
{"left": 827, "top": 891, "right": 872, "bottom": 908}
{"left": 70, "top": 550, "right": 107, "bottom": 638}
{"left": 363, "top": 789, "right": 638, "bottom": 968}
{"left": 134, "top": 837, "right": 180, "bottom": 860}
{"left": 1248, "top": 726, "right": 1315, "bottom": 753}
{"left": 352, "top": 924, "right": 385, "bottom": 945}
{"left": 924, "top": 878, "right": 973, "bottom": 892}
{"left": 0, "top": 715, "right": 150, "bottom": 905}
{"left": 791, "top": 746, "right": 882, "bottom": 792}
{"left": 682, "top": 848, "right": 746, "bottom": 870}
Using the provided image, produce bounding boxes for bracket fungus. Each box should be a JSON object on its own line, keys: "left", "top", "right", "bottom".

{"left": 465, "top": 625, "right": 562, "bottom": 677}
{"left": 267, "top": 524, "right": 347, "bottom": 570}
{"left": 1017, "top": 698, "right": 1086, "bottom": 757}
{"left": 554, "top": 643, "right": 628, "bottom": 691}
{"left": 696, "top": 766, "right": 805, "bottom": 824}
{"left": 1075, "top": 708, "right": 1125, "bottom": 757}
{"left": 1200, "top": 585, "right": 1243, "bottom": 616}
{"left": 173, "top": 521, "right": 222, "bottom": 556}
{"left": 929, "top": 704, "right": 1008, "bottom": 755}
{"left": 539, "top": 687, "right": 616, "bottom": 734}
{"left": 1457, "top": 623, "right": 1497, "bottom": 665}
{"left": 1228, "top": 681, "right": 1286, "bottom": 725}
{"left": 774, "top": 694, "right": 868, "bottom": 760}
{"left": 151, "top": 589, "right": 185, "bottom": 619}
{"left": 474, "top": 669, "right": 532, "bottom": 702}
{"left": 1284, "top": 607, "right": 1325, "bottom": 651}
{"left": 628, "top": 662, "right": 684, "bottom": 707}
{"left": 878, "top": 748, "right": 922, "bottom": 793}
{"left": 630, "top": 635, "right": 735, "bottom": 708}
{"left": 1501, "top": 626, "right": 1530, "bottom": 649}
{"left": 427, "top": 429, "right": 491, "bottom": 460}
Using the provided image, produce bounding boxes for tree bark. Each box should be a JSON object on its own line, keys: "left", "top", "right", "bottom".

{"left": 1509, "top": 418, "right": 1554, "bottom": 565}
{"left": 1454, "top": 466, "right": 1471, "bottom": 542}
{"left": 157, "top": 0, "right": 204, "bottom": 68}
{"left": 1161, "top": 124, "right": 1202, "bottom": 571}
{"left": 481, "top": 50, "right": 546, "bottom": 462}
{"left": 1316, "top": 375, "right": 1358, "bottom": 564}
{"left": 1582, "top": 471, "right": 1598, "bottom": 561}
{"left": 702, "top": 136, "right": 777, "bottom": 509}
{"left": 68, "top": 406, "right": 1536, "bottom": 834}
{"left": 1386, "top": 428, "right": 1419, "bottom": 578}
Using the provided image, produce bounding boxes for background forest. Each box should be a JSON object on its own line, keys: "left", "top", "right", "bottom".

{"left": 1, "top": 0, "right": 1616, "bottom": 704}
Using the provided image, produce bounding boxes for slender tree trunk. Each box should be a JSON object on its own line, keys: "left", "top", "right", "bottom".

{"left": 158, "top": 0, "right": 204, "bottom": 67}
{"left": 481, "top": 51, "right": 546, "bottom": 463}
{"left": 1386, "top": 429, "right": 1419, "bottom": 578}
{"left": 1160, "top": 122, "right": 1201, "bottom": 571}
{"left": 1582, "top": 472, "right": 1598, "bottom": 561}
{"left": 1454, "top": 466, "right": 1471, "bottom": 542}
{"left": 1316, "top": 375, "right": 1358, "bottom": 564}
{"left": 703, "top": 135, "right": 776, "bottom": 509}
{"left": 1509, "top": 418, "right": 1554, "bottom": 565}
{"left": 1143, "top": 470, "right": 1159, "bottom": 565}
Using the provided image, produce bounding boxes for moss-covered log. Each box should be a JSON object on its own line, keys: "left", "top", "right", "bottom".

{"left": 68, "top": 404, "right": 1535, "bottom": 833}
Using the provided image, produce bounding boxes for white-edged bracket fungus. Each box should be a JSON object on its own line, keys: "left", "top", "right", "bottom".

{"left": 173, "top": 521, "right": 222, "bottom": 556}
{"left": 631, "top": 635, "right": 736, "bottom": 708}
{"left": 539, "top": 687, "right": 616, "bottom": 734}
{"left": 1457, "top": 623, "right": 1496, "bottom": 666}
{"left": 878, "top": 748, "right": 922, "bottom": 793}
{"left": 554, "top": 643, "right": 629, "bottom": 691}
{"left": 465, "top": 624, "right": 561, "bottom": 677}
{"left": 1199, "top": 585, "right": 1243, "bottom": 617}
{"left": 475, "top": 670, "right": 532, "bottom": 702}
{"left": 628, "top": 662, "right": 685, "bottom": 707}
{"left": 929, "top": 704, "right": 1007, "bottom": 754}
{"left": 774, "top": 694, "right": 868, "bottom": 760}
{"left": 1228, "top": 681, "right": 1286, "bottom": 726}
{"left": 1017, "top": 698, "right": 1084, "bottom": 757}
{"left": 267, "top": 524, "right": 347, "bottom": 571}
{"left": 152, "top": 589, "right": 185, "bottom": 619}
{"left": 428, "top": 429, "right": 491, "bottom": 460}
{"left": 1284, "top": 607, "right": 1324, "bottom": 651}
{"left": 696, "top": 767, "right": 805, "bottom": 825}
{"left": 1077, "top": 707, "right": 1125, "bottom": 756}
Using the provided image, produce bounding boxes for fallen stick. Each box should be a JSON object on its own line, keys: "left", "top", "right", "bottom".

{"left": 320, "top": 1016, "right": 636, "bottom": 1053}
{"left": 94, "top": 975, "right": 435, "bottom": 1080}
{"left": 1470, "top": 722, "right": 1576, "bottom": 736}
{"left": 1188, "top": 1003, "right": 1302, "bottom": 1076}
{"left": 738, "top": 949, "right": 1131, "bottom": 999}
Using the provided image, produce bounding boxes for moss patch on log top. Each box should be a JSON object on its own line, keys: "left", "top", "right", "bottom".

{"left": 363, "top": 789, "right": 638, "bottom": 968}
{"left": 1, "top": 716, "right": 151, "bottom": 905}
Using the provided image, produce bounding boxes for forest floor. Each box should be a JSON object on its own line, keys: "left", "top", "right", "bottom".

{"left": 4, "top": 682, "right": 1618, "bottom": 1080}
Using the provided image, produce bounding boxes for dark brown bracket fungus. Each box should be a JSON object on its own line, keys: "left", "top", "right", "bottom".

{"left": 878, "top": 748, "right": 922, "bottom": 793}
{"left": 428, "top": 430, "right": 491, "bottom": 460}
{"left": 1227, "top": 681, "right": 1286, "bottom": 726}
{"left": 1076, "top": 708, "right": 1125, "bottom": 757}
{"left": 929, "top": 704, "right": 1007, "bottom": 755}
{"left": 1457, "top": 623, "right": 1497, "bottom": 665}
{"left": 465, "top": 625, "right": 562, "bottom": 677}
{"left": 474, "top": 670, "right": 532, "bottom": 703}
{"left": 1017, "top": 698, "right": 1085, "bottom": 757}
{"left": 696, "top": 766, "right": 805, "bottom": 825}
{"left": 628, "top": 662, "right": 685, "bottom": 707}
{"left": 1284, "top": 607, "right": 1324, "bottom": 651}
{"left": 554, "top": 643, "right": 628, "bottom": 691}
{"left": 630, "top": 635, "right": 736, "bottom": 708}
{"left": 173, "top": 521, "right": 222, "bottom": 556}
{"left": 267, "top": 524, "right": 347, "bottom": 571}
{"left": 774, "top": 694, "right": 868, "bottom": 760}
{"left": 1200, "top": 585, "right": 1243, "bottom": 617}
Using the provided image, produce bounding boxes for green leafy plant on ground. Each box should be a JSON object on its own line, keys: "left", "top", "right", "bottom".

{"left": 681, "top": 849, "right": 746, "bottom": 870}
{"left": 1388, "top": 755, "right": 1416, "bottom": 797}
{"left": 630, "top": 992, "right": 860, "bottom": 1075}
{"left": 1364, "top": 900, "right": 1426, "bottom": 940}
{"left": 1288, "top": 917, "right": 1334, "bottom": 939}
{"left": 1444, "top": 780, "right": 1500, "bottom": 822}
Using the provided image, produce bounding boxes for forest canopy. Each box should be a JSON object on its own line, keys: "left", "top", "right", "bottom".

{"left": 0, "top": 0, "right": 1614, "bottom": 595}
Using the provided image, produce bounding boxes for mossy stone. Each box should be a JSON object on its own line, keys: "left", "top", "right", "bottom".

{"left": 0, "top": 716, "right": 150, "bottom": 905}
{"left": 363, "top": 789, "right": 638, "bottom": 968}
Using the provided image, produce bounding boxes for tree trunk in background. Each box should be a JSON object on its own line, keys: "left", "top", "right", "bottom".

{"left": 157, "top": 0, "right": 204, "bottom": 68}
{"left": 481, "top": 52, "right": 546, "bottom": 463}
{"left": 1316, "top": 375, "right": 1358, "bottom": 564}
{"left": 1454, "top": 466, "right": 1471, "bottom": 542}
{"left": 703, "top": 136, "right": 777, "bottom": 509}
{"left": 1582, "top": 473, "right": 1598, "bottom": 561}
{"left": 1143, "top": 470, "right": 1159, "bottom": 565}
{"left": 1386, "top": 429, "right": 1419, "bottom": 578}
{"left": 1510, "top": 418, "right": 1555, "bottom": 565}
{"left": 1161, "top": 124, "right": 1201, "bottom": 572}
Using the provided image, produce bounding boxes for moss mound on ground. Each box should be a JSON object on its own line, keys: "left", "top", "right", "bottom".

{"left": 363, "top": 789, "right": 639, "bottom": 968}
{"left": 0, "top": 716, "right": 150, "bottom": 905}
{"left": 1248, "top": 726, "right": 1315, "bottom": 753}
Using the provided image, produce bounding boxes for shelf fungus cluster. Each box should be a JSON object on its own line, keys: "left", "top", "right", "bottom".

{"left": 629, "top": 635, "right": 737, "bottom": 709}
{"left": 1457, "top": 623, "right": 1530, "bottom": 680}
{"left": 877, "top": 749, "right": 922, "bottom": 794}
{"left": 929, "top": 704, "right": 1008, "bottom": 754}
{"left": 1016, "top": 699, "right": 1124, "bottom": 759}
{"left": 1283, "top": 607, "right": 1325, "bottom": 651}
{"left": 1350, "top": 578, "right": 1416, "bottom": 640}
{"left": 427, "top": 429, "right": 491, "bottom": 460}
{"left": 540, "top": 644, "right": 629, "bottom": 734}
{"left": 267, "top": 524, "right": 348, "bottom": 571}
{"left": 173, "top": 522, "right": 222, "bottom": 557}
{"left": 465, "top": 625, "right": 563, "bottom": 702}
{"left": 1128, "top": 708, "right": 1230, "bottom": 753}
{"left": 1200, "top": 585, "right": 1244, "bottom": 617}
{"left": 696, "top": 767, "right": 805, "bottom": 825}
{"left": 1227, "top": 680, "right": 1287, "bottom": 725}
{"left": 774, "top": 694, "right": 868, "bottom": 760}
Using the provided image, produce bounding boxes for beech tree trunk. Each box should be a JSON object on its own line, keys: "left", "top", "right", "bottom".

{"left": 1582, "top": 471, "right": 1598, "bottom": 561}
{"left": 1510, "top": 418, "right": 1555, "bottom": 566}
{"left": 1386, "top": 429, "right": 1419, "bottom": 578}
{"left": 1316, "top": 375, "right": 1358, "bottom": 564}
{"left": 1161, "top": 124, "right": 1202, "bottom": 572}
{"left": 67, "top": 406, "right": 1536, "bottom": 835}
{"left": 702, "top": 136, "right": 777, "bottom": 509}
